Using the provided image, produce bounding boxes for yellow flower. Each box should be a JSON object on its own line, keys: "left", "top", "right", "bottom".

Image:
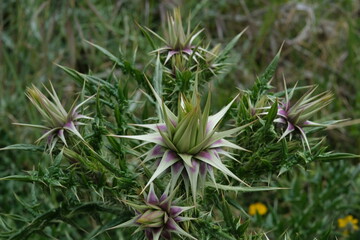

{"left": 249, "top": 202, "right": 268, "bottom": 216}
{"left": 337, "top": 215, "right": 359, "bottom": 236}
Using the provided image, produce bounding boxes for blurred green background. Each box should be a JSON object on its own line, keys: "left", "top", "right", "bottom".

{"left": 1, "top": 0, "right": 359, "bottom": 239}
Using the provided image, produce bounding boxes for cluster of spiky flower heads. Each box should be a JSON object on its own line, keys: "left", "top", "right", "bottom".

{"left": 109, "top": 184, "right": 195, "bottom": 240}
{"left": 111, "top": 82, "right": 249, "bottom": 201}
{"left": 265, "top": 80, "right": 333, "bottom": 151}
{"left": 15, "top": 84, "right": 92, "bottom": 152}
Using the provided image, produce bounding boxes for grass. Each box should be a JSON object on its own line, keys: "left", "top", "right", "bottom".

{"left": 0, "top": 0, "right": 359, "bottom": 239}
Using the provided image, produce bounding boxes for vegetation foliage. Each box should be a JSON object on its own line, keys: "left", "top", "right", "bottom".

{"left": 1, "top": 1, "right": 359, "bottom": 239}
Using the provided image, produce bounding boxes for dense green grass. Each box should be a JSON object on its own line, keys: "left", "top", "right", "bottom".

{"left": 1, "top": 0, "right": 359, "bottom": 239}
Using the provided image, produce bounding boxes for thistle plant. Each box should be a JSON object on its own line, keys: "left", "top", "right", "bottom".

{"left": 141, "top": 8, "right": 205, "bottom": 67}
{"left": 230, "top": 51, "right": 353, "bottom": 180}
{"left": 14, "top": 84, "right": 92, "bottom": 152}
{"left": 1, "top": 6, "right": 358, "bottom": 240}
{"left": 270, "top": 80, "right": 333, "bottom": 151}
{"left": 139, "top": 8, "right": 247, "bottom": 111}
{"left": 111, "top": 81, "right": 249, "bottom": 201}
{"left": 109, "top": 184, "right": 195, "bottom": 240}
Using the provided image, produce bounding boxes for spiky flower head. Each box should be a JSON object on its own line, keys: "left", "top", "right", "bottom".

{"left": 111, "top": 82, "right": 249, "bottom": 201}
{"left": 271, "top": 80, "right": 333, "bottom": 151}
{"left": 140, "top": 8, "right": 206, "bottom": 66}
{"left": 15, "top": 83, "right": 92, "bottom": 152}
{"left": 109, "top": 184, "right": 195, "bottom": 240}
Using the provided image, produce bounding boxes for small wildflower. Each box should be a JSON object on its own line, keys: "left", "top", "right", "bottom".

{"left": 14, "top": 83, "right": 93, "bottom": 152}
{"left": 108, "top": 184, "right": 196, "bottom": 240}
{"left": 338, "top": 215, "right": 359, "bottom": 236}
{"left": 248, "top": 202, "right": 268, "bottom": 216}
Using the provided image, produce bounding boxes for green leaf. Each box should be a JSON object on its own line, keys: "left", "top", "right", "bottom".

{"left": 57, "top": 64, "right": 116, "bottom": 97}
{"left": 217, "top": 27, "right": 247, "bottom": 62}
{"left": 237, "top": 220, "right": 250, "bottom": 236}
{"left": 265, "top": 99, "right": 278, "bottom": 126}
{"left": 91, "top": 216, "right": 137, "bottom": 239}
{"left": 315, "top": 152, "right": 360, "bottom": 162}
{"left": 7, "top": 203, "right": 128, "bottom": 240}
{"left": 154, "top": 56, "right": 163, "bottom": 120}
{"left": 85, "top": 40, "right": 124, "bottom": 67}
{"left": 251, "top": 44, "right": 282, "bottom": 102}
{"left": 0, "top": 175, "right": 44, "bottom": 185}
{"left": 53, "top": 150, "right": 64, "bottom": 166}
{"left": 195, "top": 219, "right": 237, "bottom": 240}
{"left": 136, "top": 22, "right": 157, "bottom": 50}
{"left": 221, "top": 198, "right": 237, "bottom": 233}
{"left": 226, "top": 197, "right": 249, "bottom": 216}
{"left": 258, "top": 44, "right": 282, "bottom": 85}
{"left": 0, "top": 144, "right": 44, "bottom": 152}
{"left": 206, "top": 182, "right": 287, "bottom": 192}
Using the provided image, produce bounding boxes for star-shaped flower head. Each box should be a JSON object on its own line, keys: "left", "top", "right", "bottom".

{"left": 108, "top": 184, "right": 196, "bottom": 240}
{"left": 140, "top": 8, "right": 207, "bottom": 65}
{"left": 15, "top": 83, "right": 93, "bottom": 152}
{"left": 111, "top": 82, "right": 249, "bottom": 201}
{"left": 272, "top": 79, "right": 333, "bottom": 151}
